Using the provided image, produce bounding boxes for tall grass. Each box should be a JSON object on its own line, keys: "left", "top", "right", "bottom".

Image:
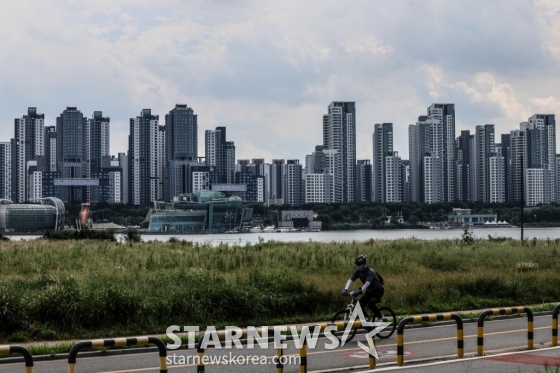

{"left": 0, "top": 237, "right": 559, "bottom": 340}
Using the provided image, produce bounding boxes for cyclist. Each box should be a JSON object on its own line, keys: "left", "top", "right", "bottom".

{"left": 341, "top": 254, "right": 386, "bottom": 321}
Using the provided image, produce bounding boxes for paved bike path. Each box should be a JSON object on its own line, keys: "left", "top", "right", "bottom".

{"left": 0, "top": 315, "right": 555, "bottom": 373}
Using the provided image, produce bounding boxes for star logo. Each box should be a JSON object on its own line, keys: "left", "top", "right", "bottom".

{"left": 340, "top": 302, "right": 391, "bottom": 360}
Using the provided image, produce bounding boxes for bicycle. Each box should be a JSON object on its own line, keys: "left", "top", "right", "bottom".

{"left": 331, "top": 293, "right": 396, "bottom": 342}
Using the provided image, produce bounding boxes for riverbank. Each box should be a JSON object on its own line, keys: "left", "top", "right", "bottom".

{"left": 0, "top": 237, "right": 559, "bottom": 343}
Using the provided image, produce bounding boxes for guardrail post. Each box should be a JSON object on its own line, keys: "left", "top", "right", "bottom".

{"left": 300, "top": 338, "right": 307, "bottom": 373}
{"left": 276, "top": 347, "right": 284, "bottom": 373}
{"left": 477, "top": 307, "right": 533, "bottom": 356}
{"left": 68, "top": 337, "right": 167, "bottom": 373}
{"left": 397, "top": 313, "right": 462, "bottom": 366}
{"left": 196, "top": 346, "right": 205, "bottom": 373}
{"left": 0, "top": 345, "right": 34, "bottom": 373}
{"left": 368, "top": 336, "right": 376, "bottom": 369}
{"left": 552, "top": 304, "right": 560, "bottom": 347}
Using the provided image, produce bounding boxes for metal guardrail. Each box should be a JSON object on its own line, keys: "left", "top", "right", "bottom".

{"left": 477, "top": 307, "right": 533, "bottom": 356}
{"left": 552, "top": 304, "right": 560, "bottom": 346}
{"left": 0, "top": 345, "right": 34, "bottom": 373}
{"left": 397, "top": 313, "right": 463, "bottom": 366}
{"left": 68, "top": 336, "right": 167, "bottom": 373}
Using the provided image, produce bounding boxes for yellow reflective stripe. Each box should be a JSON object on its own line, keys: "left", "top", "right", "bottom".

{"left": 91, "top": 339, "right": 105, "bottom": 348}
{"left": 413, "top": 315, "right": 422, "bottom": 322}
{"left": 333, "top": 321, "right": 345, "bottom": 330}
{"left": 492, "top": 309, "right": 500, "bottom": 315}
{"left": 198, "top": 352, "right": 205, "bottom": 364}
{"left": 458, "top": 347, "right": 464, "bottom": 359}
{"left": 136, "top": 336, "right": 149, "bottom": 345}
{"left": 316, "top": 323, "right": 328, "bottom": 331}
{"left": 114, "top": 338, "right": 127, "bottom": 347}
{"left": 68, "top": 363, "right": 77, "bottom": 373}
{"left": 26, "top": 366, "right": 34, "bottom": 373}
{"left": 0, "top": 346, "right": 10, "bottom": 354}
{"left": 159, "top": 356, "right": 168, "bottom": 369}
{"left": 477, "top": 326, "right": 484, "bottom": 338}
{"left": 300, "top": 344, "right": 307, "bottom": 357}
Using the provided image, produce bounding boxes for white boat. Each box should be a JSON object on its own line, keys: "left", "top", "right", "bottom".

{"left": 262, "top": 226, "right": 278, "bottom": 233}
{"left": 250, "top": 226, "right": 263, "bottom": 233}
{"left": 278, "top": 227, "right": 298, "bottom": 233}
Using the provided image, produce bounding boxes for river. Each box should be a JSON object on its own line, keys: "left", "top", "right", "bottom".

{"left": 8, "top": 227, "right": 560, "bottom": 245}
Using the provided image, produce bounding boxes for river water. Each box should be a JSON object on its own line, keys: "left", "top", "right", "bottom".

{"left": 8, "top": 227, "right": 560, "bottom": 245}
{"left": 141, "top": 227, "right": 559, "bottom": 245}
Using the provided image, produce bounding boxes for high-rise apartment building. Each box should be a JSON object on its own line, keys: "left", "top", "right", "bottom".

{"left": 45, "top": 126, "right": 57, "bottom": 173}
{"left": 401, "top": 159, "right": 412, "bottom": 203}
{"left": 355, "top": 160, "right": 372, "bottom": 202}
{"left": 165, "top": 104, "right": 198, "bottom": 200}
{"left": 304, "top": 146, "right": 336, "bottom": 205}
{"left": 427, "top": 103, "right": 456, "bottom": 202}
{"left": 305, "top": 146, "right": 326, "bottom": 174}
{"left": 271, "top": 159, "right": 285, "bottom": 203}
{"left": 12, "top": 107, "right": 45, "bottom": 203}
{"left": 0, "top": 143, "right": 11, "bottom": 200}
{"left": 501, "top": 134, "right": 511, "bottom": 202}
{"left": 87, "top": 111, "right": 110, "bottom": 202}
{"left": 409, "top": 116, "right": 443, "bottom": 203}
{"left": 205, "top": 127, "right": 235, "bottom": 185}
{"left": 118, "top": 152, "right": 129, "bottom": 204}
{"left": 56, "top": 107, "right": 89, "bottom": 203}
{"left": 455, "top": 130, "right": 472, "bottom": 203}
{"left": 372, "top": 123, "right": 393, "bottom": 203}
{"left": 509, "top": 128, "right": 526, "bottom": 204}
{"left": 282, "top": 159, "right": 303, "bottom": 206}
{"left": 488, "top": 143, "right": 505, "bottom": 203}
{"left": 527, "top": 114, "right": 556, "bottom": 203}
{"left": 87, "top": 111, "right": 110, "bottom": 175}
{"left": 385, "top": 151, "right": 402, "bottom": 203}
{"left": 408, "top": 104, "right": 455, "bottom": 204}
{"left": 305, "top": 173, "right": 332, "bottom": 204}
{"left": 507, "top": 115, "right": 557, "bottom": 206}
{"left": 474, "top": 124, "right": 496, "bottom": 204}
{"left": 323, "top": 102, "right": 356, "bottom": 202}
{"left": 129, "top": 109, "right": 163, "bottom": 206}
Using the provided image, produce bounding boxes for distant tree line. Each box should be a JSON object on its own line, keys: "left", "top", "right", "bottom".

{"left": 62, "top": 201, "right": 560, "bottom": 230}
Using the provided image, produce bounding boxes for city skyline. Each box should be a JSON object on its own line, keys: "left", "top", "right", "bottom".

{"left": 1, "top": 2, "right": 560, "bottom": 163}
{"left": 3, "top": 100, "right": 560, "bottom": 164}
{"left": 1, "top": 101, "right": 557, "bottom": 209}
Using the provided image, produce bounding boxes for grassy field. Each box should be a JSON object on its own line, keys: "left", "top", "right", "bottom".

{"left": 0, "top": 236, "right": 559, "bottom": 342}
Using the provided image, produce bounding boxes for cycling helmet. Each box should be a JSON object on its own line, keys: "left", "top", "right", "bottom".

{"left": 354, "top": 254, "right": 367, "bottom": 266}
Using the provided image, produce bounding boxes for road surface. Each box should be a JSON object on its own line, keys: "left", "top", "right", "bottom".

{"left": 0, "top": 315, "right": 558, "bottom": 372}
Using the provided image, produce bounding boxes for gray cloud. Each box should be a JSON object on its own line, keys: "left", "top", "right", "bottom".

{"left": 0, "top": 0, "right": 559, "bottom": 163}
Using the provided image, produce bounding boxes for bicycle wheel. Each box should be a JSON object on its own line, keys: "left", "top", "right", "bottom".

{"left": 331, "top": 310, "right": 357, "bottom": 343}
{"left": 375, "top": 306, "right": 397, "bottom": 339}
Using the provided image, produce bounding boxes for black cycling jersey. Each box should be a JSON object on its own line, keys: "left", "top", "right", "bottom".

{"left": 351, "top": 266, "right": 383, "bottom": 292}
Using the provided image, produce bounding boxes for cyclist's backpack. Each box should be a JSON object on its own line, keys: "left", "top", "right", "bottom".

{"left": 375, "top": 271, "right": 384, "bottom": 285}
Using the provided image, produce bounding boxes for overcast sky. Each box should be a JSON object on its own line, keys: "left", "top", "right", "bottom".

{"left": 1, "top": 0, "right": 560, "bottom": 161}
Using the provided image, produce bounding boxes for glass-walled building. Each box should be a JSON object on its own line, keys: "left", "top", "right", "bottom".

{"left": 148, "top": 191, "right": 243, "bottom": 232}
{"left": 0, "top": 197, "right": 65, "bottom": 232}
